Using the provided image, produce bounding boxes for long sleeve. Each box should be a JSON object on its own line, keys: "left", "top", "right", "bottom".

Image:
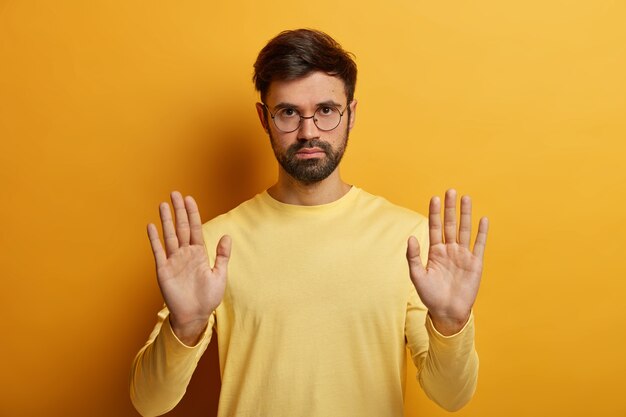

{"left": 129, "top": 306, "right": 214, "bottom": 417}
{"left": 406, "top": 295, "right": 479, "bottom": 411}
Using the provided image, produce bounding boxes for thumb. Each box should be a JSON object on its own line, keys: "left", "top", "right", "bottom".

{"left": 406, "top": 236, "right": 425, "bottom": 276}
{"left": 213, "top": 235, "right": 232, "bottom": 273}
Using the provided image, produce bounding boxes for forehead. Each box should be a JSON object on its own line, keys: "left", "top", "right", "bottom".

{"left": 265, "top": 71, "right": 347, "bottom": 107}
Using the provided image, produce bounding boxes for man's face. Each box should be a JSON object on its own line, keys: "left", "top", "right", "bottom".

{"left": 256, "top": 71, "right": 357, "bottom": 185}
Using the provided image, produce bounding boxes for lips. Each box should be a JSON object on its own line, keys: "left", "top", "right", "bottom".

{"left": 295, "top": 147, "right": 326, "bottom": 159}
{"left": 296, "top": 148, "right": 325, "bottom": 154}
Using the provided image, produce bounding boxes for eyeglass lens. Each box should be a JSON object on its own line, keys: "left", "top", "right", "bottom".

{"left": 273, "top": 107, "right": 342, "bottom": 132}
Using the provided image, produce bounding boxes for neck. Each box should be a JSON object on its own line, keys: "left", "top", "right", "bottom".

{"left": 268, "top": 168, "right": 351, "bottom": 206}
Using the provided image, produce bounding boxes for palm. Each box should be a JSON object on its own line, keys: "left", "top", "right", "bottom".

{"left": 407, "top": 190, "right": 488, "bottom": 333}
{"left": 414, "top": 239, "right": 483, "bottom": 320}
{"left": 156, "top": 244, "right": 226, "bottom": 323}
{"left": 147, "top": 192, "right": 231, "bottom": 332}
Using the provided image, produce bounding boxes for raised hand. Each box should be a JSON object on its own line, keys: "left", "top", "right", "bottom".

{"left": 147, "top": 191, "right": 231, "bottom": 345}
{"left": 406, "top": 189, "right": 488, "bottom": 336}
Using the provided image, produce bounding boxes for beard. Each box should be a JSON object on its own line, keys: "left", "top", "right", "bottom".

{"left": 269, "top": 126, "right": 349, "bottom": 185}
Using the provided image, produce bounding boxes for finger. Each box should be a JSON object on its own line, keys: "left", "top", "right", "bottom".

{"left": 428, "top": 196, "right": 443, "bottom": 246}
{"left": 159, "top": 201, "right": 179, "bottom": 256}
{"left": 406, "top": 236, "right": 426, "bottom": 275}
{"left": 443, "top": 189, "right": 457, "bottom": 243}
{"left": 212, "top": 235, "right": 232, "bottom": 273}
{"left": 171, "top": 191, "right": 191, "bottom": 247}
{"left": 473, "top": 217, "right": 489, "bottom": 259}
{"left": 147, "top": 223, "right": 167, "bottom": 268}
{"left": 185, "top": 195, "right": 205, "bottom": 246}
{"left": 458, "top": 195, "right": 472, "bottom": 248}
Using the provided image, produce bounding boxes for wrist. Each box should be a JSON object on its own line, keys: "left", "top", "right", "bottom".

{"left": 169, "top": 315, "right": 209, "bottom": 346}
{"left": 428, "top": 311, "right": 471, "bottom": 336}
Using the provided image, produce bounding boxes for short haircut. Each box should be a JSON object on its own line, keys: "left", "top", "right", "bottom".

{"left": 253, "top": 29, "right": 357, "bottom": 104}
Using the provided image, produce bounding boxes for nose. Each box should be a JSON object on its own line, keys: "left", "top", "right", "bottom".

{"left": 297, "top": 115, "right": 319, "bottom": 140}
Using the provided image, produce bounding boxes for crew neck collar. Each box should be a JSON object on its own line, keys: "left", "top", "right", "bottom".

{"left": 260, "top": 186, "right": 360, "bottom": 214}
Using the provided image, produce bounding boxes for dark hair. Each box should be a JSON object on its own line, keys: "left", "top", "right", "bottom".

{"left": 253, "top": 29, "right": 357, "bottom": 104}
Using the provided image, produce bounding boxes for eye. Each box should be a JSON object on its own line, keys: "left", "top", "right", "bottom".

{"left": 317, "top": 106, "right": 336, "bottom": 116}
{"left": 278, "top": 108, "right": 298, "bottom": 118}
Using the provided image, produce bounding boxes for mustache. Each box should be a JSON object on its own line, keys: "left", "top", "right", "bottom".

{"left": 288, "top": 140, "right": 332, "bottom": 153}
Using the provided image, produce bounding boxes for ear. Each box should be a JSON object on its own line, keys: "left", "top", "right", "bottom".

{"left": 256, "top": 102, "right": 270, "bottom": 134}
{"left": 347, "top": 99, "right": 357, "bottom": 132}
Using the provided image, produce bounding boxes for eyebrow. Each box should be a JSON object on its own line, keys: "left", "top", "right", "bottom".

{"left": 271, "top": 100, "right": 344, "bottom": 111}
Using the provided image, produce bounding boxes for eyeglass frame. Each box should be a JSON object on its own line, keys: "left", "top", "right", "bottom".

{"left": 261, "top": 102, "right": 348, "bottom": 133}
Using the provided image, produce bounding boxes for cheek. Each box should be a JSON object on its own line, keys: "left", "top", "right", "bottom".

{"left": 269, "top": 130, "right": 295, "bottom": 149}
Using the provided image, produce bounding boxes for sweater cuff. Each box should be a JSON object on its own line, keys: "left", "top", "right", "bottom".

{"left": 160, "top": 313, "right": 214, "bottom": 355}
{"left": 426, "top": 311, "right": 474, "bottom": 343}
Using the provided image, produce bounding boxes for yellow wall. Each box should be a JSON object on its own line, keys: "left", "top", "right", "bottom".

{"left": 1, "top": 1, "right": 625, "bottom": 416}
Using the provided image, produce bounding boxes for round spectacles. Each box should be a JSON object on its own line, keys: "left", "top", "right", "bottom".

{"left": 263, "top": 103, "right": 347, "bottom": 133}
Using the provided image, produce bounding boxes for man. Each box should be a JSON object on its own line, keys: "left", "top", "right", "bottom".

{"left": 130, "top": 29, "right": 489, "bottom": 417}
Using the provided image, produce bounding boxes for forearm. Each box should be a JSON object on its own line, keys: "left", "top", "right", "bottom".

{"left": 414, "top": 313, "right": 478, "bottom": 411}
{"left": 130, "top": 311, "right": 212, "bottom": 417}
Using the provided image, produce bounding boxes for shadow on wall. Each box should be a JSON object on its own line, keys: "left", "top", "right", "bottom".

{"left": 190, "top": 101, "right": 273, "bottom": 219}
{"left": 140, "top": 102, "right": 271, "bottom": 417}
{"left": 161, "top": 338, "right": 221, "bottom": 417}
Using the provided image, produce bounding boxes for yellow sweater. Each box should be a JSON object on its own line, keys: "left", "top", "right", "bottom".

{"left": 130, "top": 187, "right": 478, "bottom": 416}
